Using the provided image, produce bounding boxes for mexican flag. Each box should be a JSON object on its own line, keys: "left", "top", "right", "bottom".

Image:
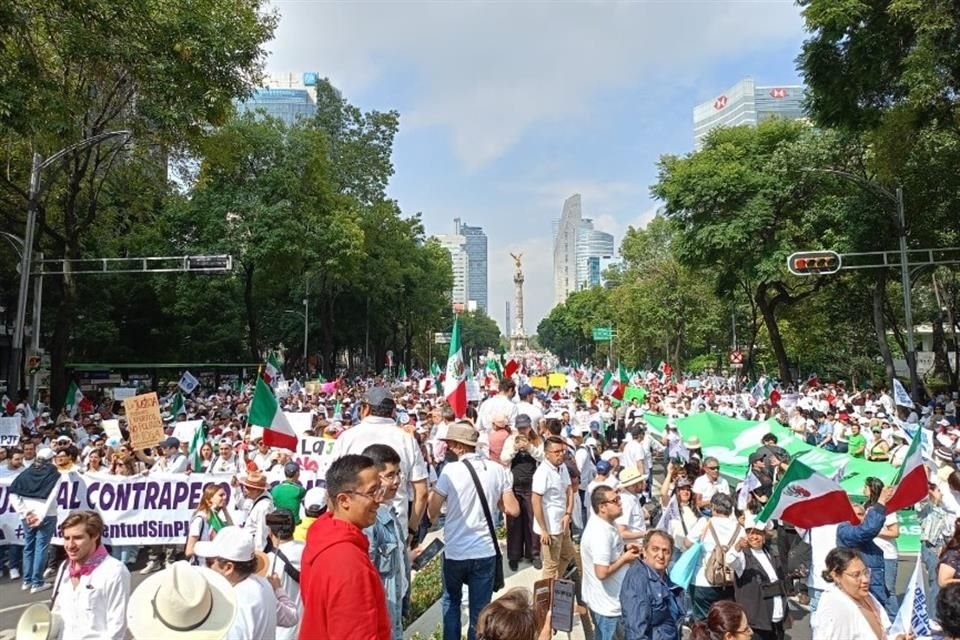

{"left": 249, "top": 377, "right": 297, "bottom": 450}
{"left": 884, "top": 429, "right": 928, "bottom": 513}
{"left": 64, "top": 381, "right": 90, "bottom": 417}
{"left": 445, "top": 316, "right": 467, "bottom": 418}
{"left": 486, "top": 356, "right": 503, "bottom": 380}
{"left": 262, "top": 353, "right": 281, "bottom": 386}
{"left": 398, "top": 363, "right": 407, "bottom": 380}
{"left": 756, "top": 459, "right": 857, "bottom": 528}
{"left": 657, "top": 361, "right": 672, "bottom": 384}
{"left": 189, "top": 421, "right": 206, "bottom": 471}
{"left": 601, "top": 370, "right": 619, "bottom": 397}
{"left": 170, "top": 392, "right": 187, "bottom": 417}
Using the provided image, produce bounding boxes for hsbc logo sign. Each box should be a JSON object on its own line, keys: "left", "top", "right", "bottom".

{"left": 713, "top": 95, "right": 728, "bottom": 110}
{"left": 770, "top": 87, "right": 788, "bottom": 99}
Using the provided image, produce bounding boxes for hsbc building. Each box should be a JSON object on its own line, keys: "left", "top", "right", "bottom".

{"left": 692, "top": 77, "right": 806, "bottom": 149}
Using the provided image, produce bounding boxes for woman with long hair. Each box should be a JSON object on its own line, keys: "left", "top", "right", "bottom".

{"left": 812, "top": 547, "right": 910, "bottom": 640}
{"left": 938, "top": 517, "right": 960, "bottom": 588}
{"left": 83, "top": 448, "right": 108, "bottom": 475}
{"left": 184, "top": 483, "right": 233, "bottom": 564}
{"left": 864, "top": 477, "right": 900, "bottom": 618}
{"left": 689, "top": 600, "right": 753, "bottom": 640}
{"left": 191, "top": 441, "right": 215, "bottom": 472}
{"left": 663, "top": 477, "right": 702, "bottom": 553}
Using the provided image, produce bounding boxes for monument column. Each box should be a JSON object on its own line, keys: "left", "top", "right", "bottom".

{"left": 509, "top": 253, "right": 529, "bottom": 352}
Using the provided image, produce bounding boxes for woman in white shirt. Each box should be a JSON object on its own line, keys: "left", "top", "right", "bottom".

{"left": 685, "top": 492, "right": 743, "bottom": 621}
{"left": 811, "top": 547, "right": 909, "bottom": 640}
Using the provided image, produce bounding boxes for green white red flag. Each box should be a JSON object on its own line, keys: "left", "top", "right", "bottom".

{"left": 64, "top": 381, "right": 92, "bottom": 417}
{"left": 249, "top": 377, "right": 297, "bottom": 450}
{"left": 884, "top": 429, "right": 928, "bottom": 513}
{"left": 445, "top": 316, "right": 467, "bottom": 418}
{"left": 756, "top": 459, "right": 857, "bottom": 528}
{"left": 262, "top": 353, "right": 281, "bottom": 386}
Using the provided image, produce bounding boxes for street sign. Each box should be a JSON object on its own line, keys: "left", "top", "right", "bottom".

{"left": 434, "top": 332, "right": 451, "bottom": 344}
{"left": 592, "top": 327, "right": 612, "bottom": 341}
{"left": 729, "top": 350, "right": 743, "bottom": 364}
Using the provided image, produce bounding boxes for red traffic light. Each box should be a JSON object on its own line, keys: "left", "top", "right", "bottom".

{"left": 788, "top": 251, "right": 842, "bottom": 276}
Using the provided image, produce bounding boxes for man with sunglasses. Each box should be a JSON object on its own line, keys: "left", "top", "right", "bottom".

{"left": 692, "top": 456, "right": 730, "bottom": 514}
{"left": 300, "top": 454, "right": 392, "bottom": 640}
{"left": 580, "top": 485, "right": 641, "bottom": 640}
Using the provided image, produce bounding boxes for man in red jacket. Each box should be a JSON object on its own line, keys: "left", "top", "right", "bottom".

{"left": 300, "top": 454, "right": 392, "bottom": 640}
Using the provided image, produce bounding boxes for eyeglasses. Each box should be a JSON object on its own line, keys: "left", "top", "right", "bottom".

{"left": 843, "top": 568, "right": 871, "bottom": 581}
{"left": 342, "top": 485, "right": 386, "bottom": 501}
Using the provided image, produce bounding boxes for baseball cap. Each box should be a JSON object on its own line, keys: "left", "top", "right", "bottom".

{"left": 518, "top": 385, "right": 534, "bottom": 397}
{"left": 364, "top": 386, "right": 396, "bottom": 412}
{"left": 515, "top": 414, "right": 532, "bottom": 429}
{"left": 283, "top": 462, "right": 300, "bottom": 477}
{"left": 160, "top": 436, "right": 180, "bottom": 449}
{"left": 596, "top": 460, "right": 612, "bottom": 475}
{"left": 37, "top": 447, "right": 55, "bottom": 460}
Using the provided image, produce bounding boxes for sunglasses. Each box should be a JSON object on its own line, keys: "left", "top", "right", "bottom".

{"left": 705, "top": 466, "right": 719, "bottom": 471}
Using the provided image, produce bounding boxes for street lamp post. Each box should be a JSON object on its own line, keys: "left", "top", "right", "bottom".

{"left": 10, "top": 131, "right": 130, "bottom": 396}
{"left": 284, "top": 304, "right": 308, "bottom": 369}
{"left": 802, "top": 168, "right": 918, "bottom": 399}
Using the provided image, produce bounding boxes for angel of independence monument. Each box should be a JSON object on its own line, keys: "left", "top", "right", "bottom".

{"left": 509, "top": 253, "right": 530, "bottom": 353}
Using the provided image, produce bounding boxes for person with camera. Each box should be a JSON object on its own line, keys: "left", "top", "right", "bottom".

{"left": 501, "top": 413, "right": 544, "bottom": 570}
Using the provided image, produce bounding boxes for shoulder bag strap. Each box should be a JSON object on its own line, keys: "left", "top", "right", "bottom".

{"left": 50, "top": 560, "right": 68, "bottom": 608}
{"left": 726, "top": 524, "right": 742, "bottom": 548}
{"left": 274, "top": 547, "right": 301, "bottom": 583}
{"left": 463, "top": 459, "right": 502, "bottom": 560}
{"left": 705, "top": 520, "right": 721, "bottom": 545}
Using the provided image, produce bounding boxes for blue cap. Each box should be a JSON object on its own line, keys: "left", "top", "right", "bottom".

{"left": 518, "top": 385, "right": 534, "bottom": 397}
{"left": 596, "top": 460, "right": 612, "bottom": 475}
{"left": 284, "top": 462, "right": 300, "bottom": 477}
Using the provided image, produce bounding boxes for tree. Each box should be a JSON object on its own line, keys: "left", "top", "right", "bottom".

{"left": 0, "top": 0, "right": 276, "bottom": 404}
{"left": 537, "top": 288, "right": 612, "bottom": 363}
{"left": 458, "top": 311, "right": 502, "bottom": 359}
{"left": 652, "top": 120, "right": 859, "bottom": 384}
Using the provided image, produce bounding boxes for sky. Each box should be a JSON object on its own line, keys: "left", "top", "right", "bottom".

{"left": 266, "top": 0, "right": 808, "bottom": 333}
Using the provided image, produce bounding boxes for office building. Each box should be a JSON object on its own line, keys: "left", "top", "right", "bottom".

{"left": 553, "top": 194, "right": 615, "bottom": 305}
{"left": 434, "top": 234, "right": 470, "bottom": 306}
{"left": 236, "top": 72, "right": 320, "bottom": 126}
{"left": 693, "top": 77, "right": 805, "bottom": 148}
{"left": 454, "top": 218, "right": 488, "bottom": 313}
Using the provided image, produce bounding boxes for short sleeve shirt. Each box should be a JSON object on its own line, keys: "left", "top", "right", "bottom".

{"left": 580, "top": 516, "right": 628, "bottom": 616}
{"left": 532, "top": 460, "right": 570, "bottom": 535}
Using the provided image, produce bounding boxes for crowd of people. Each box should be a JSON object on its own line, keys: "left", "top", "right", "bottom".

{"left": 1, "top": 368, "right": 960, "bottom": 640}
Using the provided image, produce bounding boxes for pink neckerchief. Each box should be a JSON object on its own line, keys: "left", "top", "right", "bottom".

{"left": 68, "top": 543, "right": 109, "bottom": 579}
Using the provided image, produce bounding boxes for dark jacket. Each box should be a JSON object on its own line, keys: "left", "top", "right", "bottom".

{"left": 732, "top": 545, "right": 790, "bottom": 632}
{"left": 836, "top": 504, "right": 888, "bottom": 604}
{"left": 620, "top": 560, "right": 685, "bottom": 640}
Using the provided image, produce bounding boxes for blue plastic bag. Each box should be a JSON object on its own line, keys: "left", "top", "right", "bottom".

{"left": 668, "top": 540, "right": 704, "bottom": 590}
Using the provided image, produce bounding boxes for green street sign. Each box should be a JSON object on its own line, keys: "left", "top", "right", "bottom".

{"left": 592, "top": 327, "right": 612, "bottom": 341}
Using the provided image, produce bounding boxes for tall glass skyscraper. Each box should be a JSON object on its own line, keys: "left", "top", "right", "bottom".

{"left": 236, "top": 72, "right": 319, "bottom": 126}
{"left": 693, "top": 78, "right": 805, "bottom": 148}
{"left": 553, "top": 194, "right": 615, "bottom": 304}
{"left": 454, "top": 219, "right": 488, "bottom": 313}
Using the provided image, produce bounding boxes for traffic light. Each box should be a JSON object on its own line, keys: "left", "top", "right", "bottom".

{"left": 787, "top": 251, "right": 842, "bottom": 276}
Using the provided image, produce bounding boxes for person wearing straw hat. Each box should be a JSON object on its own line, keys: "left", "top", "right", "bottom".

{"left": 234, "top": 469, "right": 275, "bottom": 551}
{"left": 193, "top": 525, "right": 298, "bottom": 639}
{"left": 49, "top": 510, "right": 130, "bottom": 640}
{"left": 128, "top": 561, "right": 236, "bottom": 640}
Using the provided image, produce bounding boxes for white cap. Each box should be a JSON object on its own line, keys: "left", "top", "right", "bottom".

{"left": 600, "top": 450, "right": 617, "bottom": 462}
{"left": 37, "top": 447, "right": 55, "bottom": 461}
{"left": 304, "top": 486, "right": 327, "bottom": 510}
{"left": 193, "top": 526, "right": 252, "bottom": 562}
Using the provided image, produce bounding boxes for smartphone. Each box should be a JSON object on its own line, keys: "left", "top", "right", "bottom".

{"left": 412, "top": 538, "right": 444, "bottom": 571}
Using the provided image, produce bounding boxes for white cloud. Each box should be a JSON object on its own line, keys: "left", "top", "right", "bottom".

{"left": 268, "top": 1, "right": 803, "bottom": 169}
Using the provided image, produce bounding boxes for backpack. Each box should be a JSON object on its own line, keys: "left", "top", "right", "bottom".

{"left": 703, "top": 521, "right": 741, "bottom": 587}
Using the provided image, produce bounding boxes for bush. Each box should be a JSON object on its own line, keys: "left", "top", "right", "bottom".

{"left": 405, "top": 554, "right": 443, "bottom": 629}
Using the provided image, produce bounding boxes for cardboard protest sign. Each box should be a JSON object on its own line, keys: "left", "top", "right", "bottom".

{"left": 101, "top": 419, "right": 123, "bottom": 442}
{"left": 123, "top": 392, "right": 165, "bottom": 450}
{"left": 0, "top": 417, "right": 20, "bottom": 447}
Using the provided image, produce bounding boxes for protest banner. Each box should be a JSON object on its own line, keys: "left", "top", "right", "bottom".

{"left": 529, "top": 376, "right": 548, "bottom": 390}
{"left": 111, "top": 387, "right": 138, "bottom": 401}
{"left": 0, "top": 472, "right": 326, "bottom": 547}
{"left": 304, "top": 380, "right": 322, "bottom": 395}
{"left": 466, "top": 380, "right": 481, "bottom": 402}
{"left": 172, "top": 419, "right": 203, "bottom": 446}
{"left": 284, "top": 412, "right": 314, "bottom": 438}
{"left": 0, "top": 417, "right": 20, "bottom": 447}
{"left": 547, "top": 373, "right": 566, "bottom": 388}
{"left": 623, "top": 386, "right": 647, "bottom": 405}
{"left": 123, "top": 392, "right": 165, "bottom": 450}
{"left": 101, "top": 419, "right": 122, "bottom": 442}
{"left": 291, "top": 436, "right": 338, "bottom": 477}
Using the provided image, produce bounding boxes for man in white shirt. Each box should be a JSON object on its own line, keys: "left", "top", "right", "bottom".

{"left": 476, "top": 379, "right": 518, "bottom": 436}
{"left": 251, "top": 437, "right": 275, "bottom": 471}
{"left": 210, "top": 439, "right": 245, "bottom": 474}
{"left": 515, "top": 384, "right": 544, "bottom": 428}
{"left": 331, "top": 386, "right": 428, "bottom": 537}
{"left": 620, "top": 424, "right": 647, "bottom": 476}
{"left": 615, "top": 467, "right": 647, "bottom": 542}
{"left": 428, "top": 422, "right": 519, "bottom": 640}
{"left": 580, "top": 484, "right": 640, "bottom": 640}
{"left": 532, "top": 436, "right": 577, "bottom": 580}
{"left": 692, "top": 456, "right": 731, "bottom": 514}
{"left": 195, "top": 526, "right": 298, "bottom": 639}
{"left": 234, "top": 470, "right": 275, "bottom": 552}
{"left": 51, "top": 510, "right": 130, "bottom": 640}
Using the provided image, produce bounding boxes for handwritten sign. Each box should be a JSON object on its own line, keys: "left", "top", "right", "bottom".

{"left": 292, "top": 436, "right": 336, "bottom": 476}
{"left": 0, "top": 417, "right": 20, "bottom": 447}
{"left": 101, "top": 419, "right": 122, "bottom": 442}
{"left": 123, "top": 392, "right": 165, "bottom": 451}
